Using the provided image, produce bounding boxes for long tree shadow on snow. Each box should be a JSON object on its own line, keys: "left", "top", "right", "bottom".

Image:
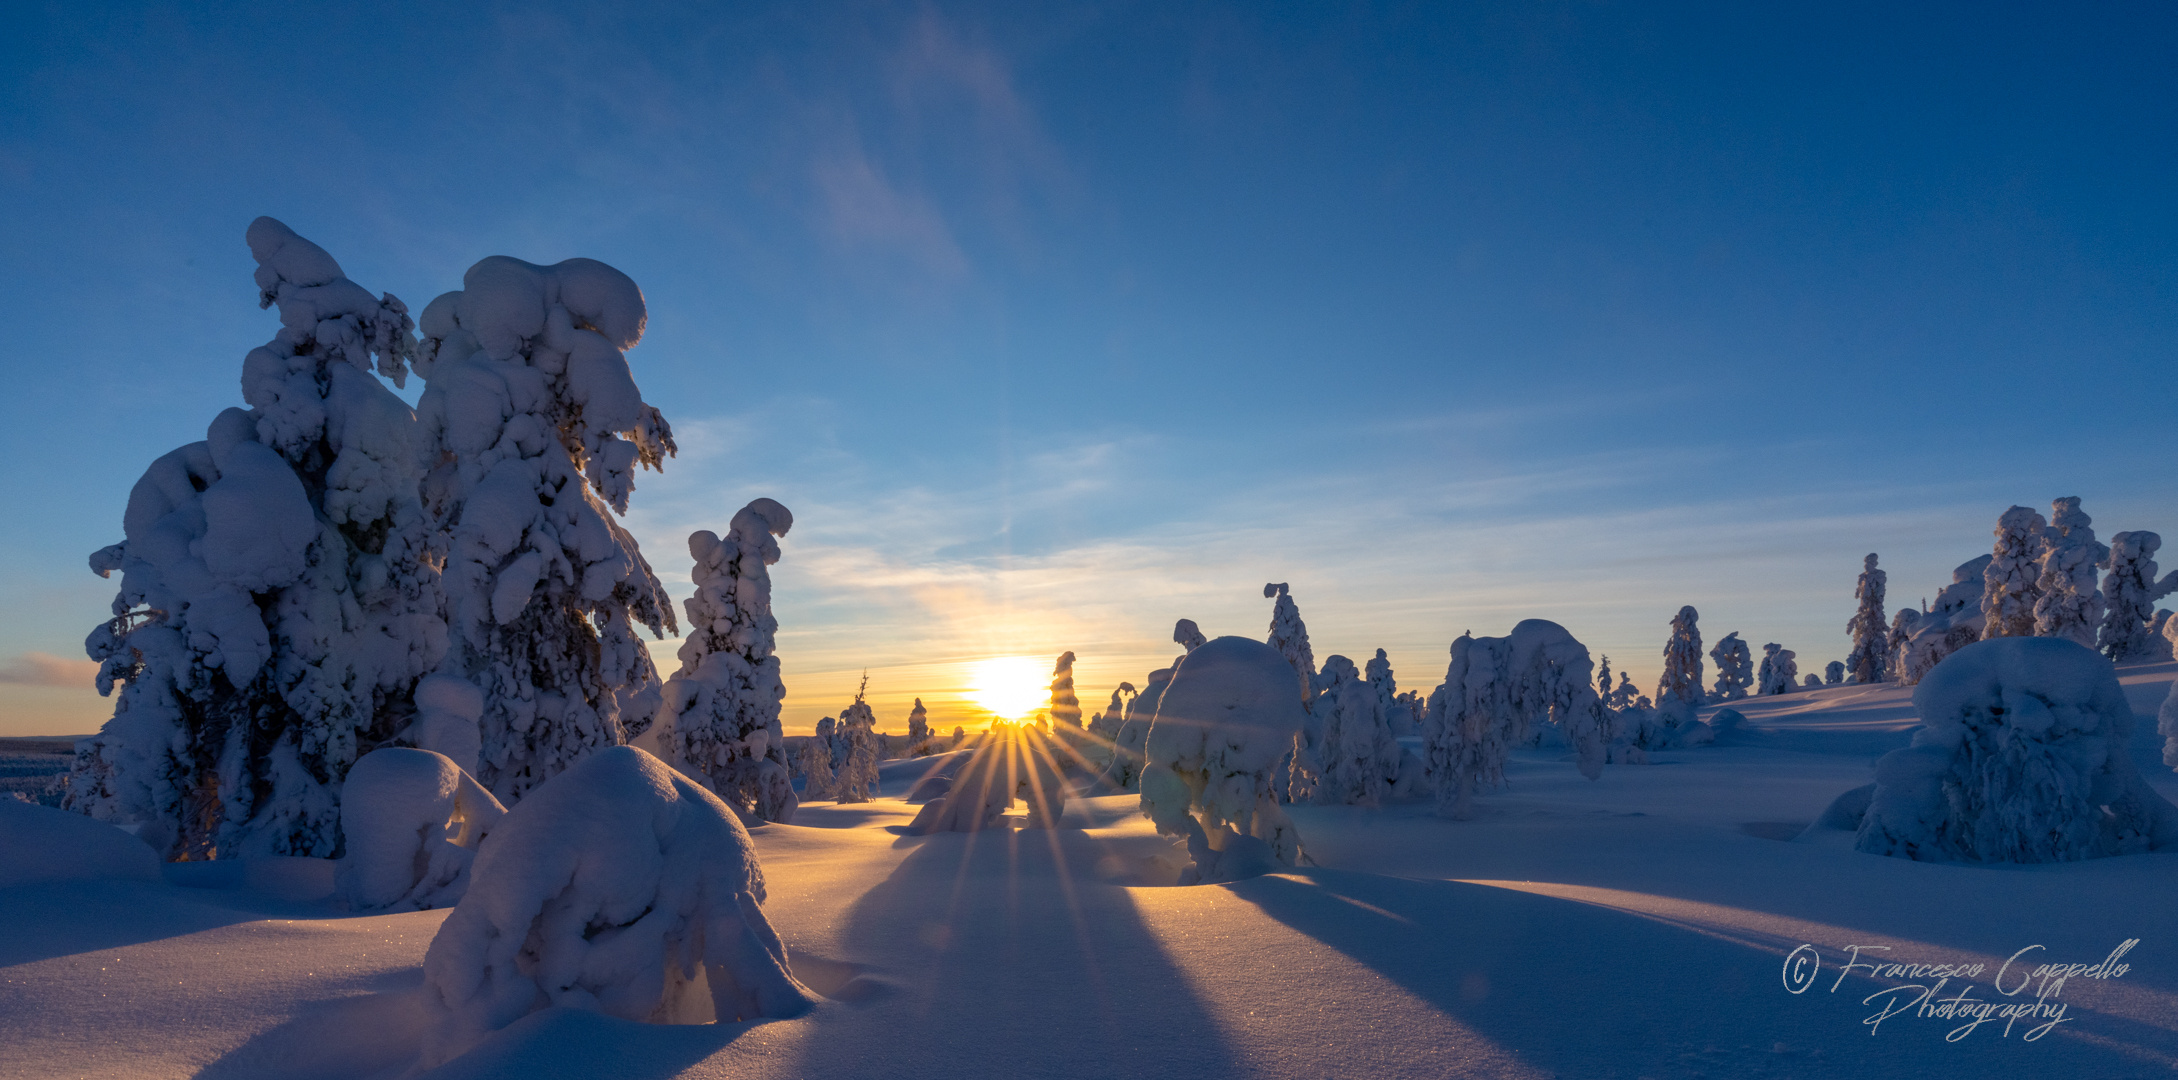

{"left": 790, "top": 824, "right": 1244, "bottom": 1079}
{"left": 1229, "top": 868, "right": 2178, "bottom": 1079}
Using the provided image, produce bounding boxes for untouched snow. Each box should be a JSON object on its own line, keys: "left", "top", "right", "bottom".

{"left": 8, "top": 665, "right": 2178, "bottom": 1078}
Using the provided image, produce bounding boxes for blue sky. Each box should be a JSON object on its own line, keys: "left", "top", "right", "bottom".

{"left": 2, "top": 1, "right": 2173, "bottom": 736}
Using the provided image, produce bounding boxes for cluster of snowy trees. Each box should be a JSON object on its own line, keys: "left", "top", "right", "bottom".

{"left": 64, "top": 220, "right": 805, "bottom": 860}
{"left": 1882, "top": 498, "right": 2177, "bottom": 686}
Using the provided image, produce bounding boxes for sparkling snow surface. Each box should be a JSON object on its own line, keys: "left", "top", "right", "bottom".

{"left": 8, "top": 665, "right": 2178, "bottom": 1079}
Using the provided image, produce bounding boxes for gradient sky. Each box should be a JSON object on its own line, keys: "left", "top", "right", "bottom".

{"left": 3, "top": 2, "right": 2173, "bottom": 737}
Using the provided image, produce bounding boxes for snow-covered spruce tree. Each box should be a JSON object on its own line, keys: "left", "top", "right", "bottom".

{"left": 1082, "top": 684, "right": 1133, "bottom": 773}
{"left": 907, "top": 698, "right": 931, "bottom": 749}
{"left": 1653, "top": 606, "right": 1704, "bottom": 732}
{"left": 1757, "top": 644, "right": 1799, "bottom": 695}
{"left": 1174, "top": 619, "right": 1207, "bottom": 653}
{"left": 1140, "top": 636, "right": 1308, "bottom": 882}
{"left": 73, "top": 218, "right": 444, "bottom": 861}
{"left": 1896, "top": 555, "right": 1993, "bottom": 683}
{"left": 652, "top": 499, "right": 797, "bottom": 823}
{"left": 1981, "top": 505, "right": 2049, "bottom": 640}
{"left": 1824, "top": 661, "right": 1844, "bottom": 685}
{"left": 1102, "top": 663, "right": 1174, "bottom": 791}
{"left": 1423, "top": 620, "right": 1607, "bottom": 819}
{"left": 1310, "top": 655, "right": 1402, "bottom": 806}
{"left": 2101, "top": 532, "right": 2178, "bottom": 660}
{"left": 1860, "top": 638, "right": 2178, "bottom": 862}
{"left": 832, "top": 690, "right": 880, "bottom": 803}
{"left": 412, "top": 253, "right": 678, "bottom": 805}
{"left": 1708, "top": 633, "right": 1753, "bottom": 700}
{"left": 1047, "top": 652, "right": 1082, "bottom": 728}
{"left": 1366, "top": 648, "right": 1413, "bottom": 736}
{"left": 1845, "top": 553, "right": 1890, "bottom": 684}
{"left": 1263, "top": 583, "right": 1317, "bottom": 702}
{"left": 795, "top": 734, "right": 836, "bottom": 801}
{"left": 2035, "top": 497, "right": 2107, "bottom": 647}
{"left": 1594, "top": 655, "right": 1612, "bottom": 701}
{"left": 951, "top": 725, "right": 966, "bottom": 748}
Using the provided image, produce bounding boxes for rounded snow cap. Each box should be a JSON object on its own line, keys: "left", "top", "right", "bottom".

{"left": 732, "top": 498, "right": 794, "bottom": 539}
{"left": 1264, "top": 582, "right": 1288, "bottom": 599}
{"left": 245, "top": 216, "right": 345, "bottom": 293}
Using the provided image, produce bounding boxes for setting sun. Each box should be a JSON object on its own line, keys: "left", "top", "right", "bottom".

{"left": 966, "top": 655, "right": 1049, "bottom": 721}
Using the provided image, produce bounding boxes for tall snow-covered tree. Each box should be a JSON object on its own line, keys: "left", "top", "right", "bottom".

{"left": 1708, "top": 633, "right": 1752, "bottom": 700}
{"left": 1263, "top": 583, "right": 1317, "bottom": 702}
{"left": 1654, "top": 606, "right": 1704, "bottom": 726}
{"left": 2034, "top": 497, "right": 2107, "bottom": 647}
{"left": 907, "top": 698, "right": 930, "bottom": 745}
{"left": 1757, "top": 643, "right": 1799, "bottom": 695}
{"left": 73, "top": 218, "right": 443, "bottom": 861}
{"left": 654, "top": 499, "right": 795, "bottom": 823}
{"left": 1365, "top": 649, "right": 1410, "bottom": 734}
{"left": 1595, "top": 655, "right": 1612, "bottom": 701}
{"left": 2100, "top": 532, "right": 2178, "bottom": 660}
{"left": 1423, "top": 620, "right": 1607, "bottom": 819}
{"left": 412, "top": 252, "right": 678, "bottom": 804}
{"left": 833, "top": 689, "right": 880, "bottom": 803}
{"left": 1173, "top": 619, "right": 1206, "bottom": 653}
{"left": 1981, "top": 505, "right": 2048, "bottom": 640}
{"left": 1844, "top": 554, "right": 1889, "bottom": 684}
{"left": 1047, "top": 652, "right": 1082, "bottom": 728}
{"left": 1310, "top": 655, "right": 1402, "bottom": 806}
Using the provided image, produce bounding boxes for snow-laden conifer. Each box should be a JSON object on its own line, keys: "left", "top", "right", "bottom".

{"left": 832, "top": 685, "right": 881, "bottom": 803}
{"left": 1654, "top": 606, "right": 1704, "bottom": 727}
{"left": 1894, "top": 556, "right": 1992, "bottom": 683}
{"left": 2100, "top": 532, "right": 2178, "bottom": 660}
{"left": 1981, "top": 506, "right": 2049, "bottom": 640}
{"left": 1047, "top": 652, "right": 1081, "bottom": 728}
{"left": 1708, "top": 633, "right": 1753, "bottom": 700}
{"left": 1757, "top": 643, "right": 1799, "bottom": 695}
{"left": 413, "top": 251, "right": 678, "bottom": 804}
{"left": 1845, "top": 554, "right": 1889, "bottom": 684}
{"left": 1140, "top": 637, "right": 1308, "bottom": 882}
{"left": 795, "top": 735, "right": 836, "bottom": 802}
{"left": 74, "top": 218, "right": 443, "bottom": 860}
{"left": 2035, "top": 497, "right": 2107, "bottom": 647}
{"left": 1824, "top": 661, "right": 1844, "bottom": 685}
{"left": 654, "top": 499, "right": 795, "bottom": 823}
{"left": 1423, "top": 620, "right": 1607, "bottom": 818}
{"left": 1309, "top": 655, "right": 1402, "bottom": 806}
{"left": 1263, "top": 583, "right": 1317, "bottom": 702}
{"left": 907, "top": 698, "right": 931, "bottom": 748}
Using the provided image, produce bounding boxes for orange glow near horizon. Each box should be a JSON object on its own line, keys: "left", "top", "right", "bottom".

{"left": 966, "top": 656, "right": 1048, "bottom": 721}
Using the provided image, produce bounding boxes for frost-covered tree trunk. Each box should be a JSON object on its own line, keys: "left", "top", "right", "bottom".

{"left": 2100, "top": 532, "right": 2178, "bottom": 660}
{"left": 1757, "top": 644, "right": 1799, "bottom": 695}
{"left": 413, "top": 253, "right": 678, "bottom": 805}
{"left": 833, "top": 695, "right": 880, "bottom": 803}
{"left": 1708, "top": 633, "right": 1752, "bottom": 700}
{"left": 1047, "top": 652, "right": 1082, "bottom": 728}
{"left": 1981, "top": 506, "right": 2049, "bottom": 640}
{"left": 1845, "top": 553, "right": 1890, "bottom": 684}
{"left": 1263, "top": 583, "right": 1317, "bottom": 703}
{"left": 653, "top": 499, "right": 796, "bottom": 823}
{"left": 1652, "top": 606, "right": 1704, "bottom": 735}
{"left": 73, "top": 218, "right": 444, "bottom": 861}
{"left": 2034, "top": 497, "right": 2108, "bottom": 647}
{"left": 1423, "top": 620, "right": 1606, "bottom": 818}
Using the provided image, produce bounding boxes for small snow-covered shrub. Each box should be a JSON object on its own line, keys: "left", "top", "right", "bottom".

{"left": 657, "top": 500, "right": 797, "bottom": 824}
{"left": 1858, "top": 638, "right": 2178, "bottom": 863}
{"left": 906, "top": 724, "right": 1066, "bottom": 833}
{"left": 419, "top": 747, "right": 814, "bottom": 1068}
{"left": 336, "top": 748, "right": 505, "bottom": 911}
{"left": 1823, "top": 662, "right": 1844, "bottom": 686}
{"left": 1140, "top": 636, "right": 1307, "bottom": 883}
{"left": 1845, "top": 554, "right": 1890, "bottom": 684}
{"left": 1981, "top": 506, "right": 2048, "bottom": 640}
{"left": 1422, "top": 620, "right": 1607, "bottom": 819}
{"left": 1708, "top": 633, "right": 1753, "bottom": 700}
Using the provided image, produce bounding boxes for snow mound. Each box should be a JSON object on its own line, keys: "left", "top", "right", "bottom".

{"left": 1856, "top": 638, "right": 2178, "bottom": 863}
{"left": 1139, "top": 635, "right": 1306, "bottom": 883}
{"left": 336, "top": 748, "right": 505, "bottom": 911}
{"left": 0, "top": 799, "right": 158, "bottom": 887}
{"left": 419, "top": 746, "right": 814, "bottom": 1068}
